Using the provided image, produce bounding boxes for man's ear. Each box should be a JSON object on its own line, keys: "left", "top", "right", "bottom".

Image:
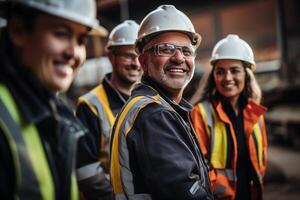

{"left": 107, "top": 51, "right": 116, "bottom": 66}
{"left": 8, "top": 17, "right": 28, "bottom": 48}
{"left": 138, "top": 53, "right": 148, "bottom": 74}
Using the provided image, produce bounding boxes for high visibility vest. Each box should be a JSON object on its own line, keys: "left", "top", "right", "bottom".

{"left": 0, "top": 84, "right": 78, "bottom": 200}
{"left": 78, "top": 84, "right": 115, "bottom": 171}
{"left": 110, "top": 93, "right": 170, "bottom": 200}
{"left": 195, "top": 101, "right": 267, "bottom": 199}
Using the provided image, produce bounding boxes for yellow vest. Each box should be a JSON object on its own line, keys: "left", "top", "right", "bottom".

{"left": 0, "top": 84, "right": 78, "bottom": 200}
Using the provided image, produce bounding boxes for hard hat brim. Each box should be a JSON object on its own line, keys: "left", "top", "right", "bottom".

{"left": 0, "top": 1, "right": 108, "bottom": 37}
{"left": 89, "top": 24, "right": 108, "bottom": 37}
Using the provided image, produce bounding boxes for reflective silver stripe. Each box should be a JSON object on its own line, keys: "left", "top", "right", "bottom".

{"left": 189, "top": 180, "right": 201, "bottom": 195}
{"left": 202, "top": 101, "right": 213, "bottom": 129}
{"left": 201, "top": 101, "right": 215, "bottom": 162}
{"left": 0, "top": 99, "right": 42, "bottom": 200}
{"left": 81, "top": 92, "right": 111, "bottom": 152}
{"left": 117, "top": 95, "right": 168, "bottom": 198}
{"left": 215, "top": 169, "right": 236, "bottom": 181}
{"left": 119, "top": 96, "right": 160, "bottom": 196}
{"left": 76, "top": 162, "right": 102, "bottom": 181}
{"left": 257, "top": 172, "right": 263, "bottom": 184}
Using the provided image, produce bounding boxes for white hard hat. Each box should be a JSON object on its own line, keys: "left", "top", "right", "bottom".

{"left": 211, "top": 34, "right": 256, "bottom": 70}
{"left": 106, "top": 20, "right": 139, "bottom": 50}
{"left": 0, "top": 0, "right": 108, "bottom": 36}
{"left": 135, "top": 5, "right": 201, "bottom": 54}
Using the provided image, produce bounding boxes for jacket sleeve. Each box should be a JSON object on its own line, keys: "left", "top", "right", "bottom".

{"left": 129, "top": 107, "right": 212, "bottom": 200}
{"left": 76, "top": 103, "right": 113, "bottom": 200}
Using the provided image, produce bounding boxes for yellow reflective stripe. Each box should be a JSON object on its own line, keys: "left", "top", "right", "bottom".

{"left": 92, "top": 85, "right": 115, "bottom": 126}
{"left": 124, "top": 98, "right": 161, "bottom": 137}
{"left": 71, "top": 175, "right": 79, "bottom": 200}
{"left": 253, "top": 122, "right": 263, "bottom": 168}
{"left": 0, "top": 85, "right": 22, "bottom": 196}
{"left": 0, "top": 121, "right": 21, "bottom": 200}
{"left": 0, "top": 84, "right": 20, "bottom": 123}
{"left": 77, "top": 97, "right": 98, "bottom": 117}
{"left": 210, "top": 106, "right": 227, "bottom": 168}
{"left": 110, "top": 96, "right": 144, "bottom": 194}
{"left": 23, "top": 124, "right": 55, "bottom": 200}
{"left": 198, "top": 101, "right": 227, "bottom": 168}
{"left": 0, "top": 84, "right": 55, "bottom": 199}
{"left": 197, "top": 103, "right": 211, "bottom": 137}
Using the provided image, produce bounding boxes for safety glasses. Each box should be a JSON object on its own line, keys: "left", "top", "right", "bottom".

{"left": 143, "top": 43, "right": 195, "bottom": 57}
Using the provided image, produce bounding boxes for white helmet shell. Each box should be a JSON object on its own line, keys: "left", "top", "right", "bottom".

{"left": 106, "top": 20, "right": 139, "bottom": 50}
{"left": 1, "top": 0, "right": 107, "bottom": 36}
{"left": 211, "top": 34, "right": 256, "bottom": 70}
{"left": 135, "top": 5, "right": 201, "bottom": 54}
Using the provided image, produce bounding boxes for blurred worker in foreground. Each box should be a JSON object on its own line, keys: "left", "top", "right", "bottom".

{"left": 0, "top": 0, "right": 107, "bottom": 199}
{"left": 191, "top": 34, "right": 267, "bottom": 200}
{"left": 76, "top": 20, "right": 142, "bottom": 200}
{"left": 110, "top": 5, "right": 213, "bottom": 200}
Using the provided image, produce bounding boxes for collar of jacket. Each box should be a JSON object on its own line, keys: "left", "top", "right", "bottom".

{"left": 103, "top": 73, "right": 129, "bottom": 104}
{"left": 136, "top": 75, "right": 193, "bottom": 112}
{"left": 0, "top": 45, "right": 55, "bottom": 124}
{"left": 212, "top": 99, "right": 267, "bottom": 125}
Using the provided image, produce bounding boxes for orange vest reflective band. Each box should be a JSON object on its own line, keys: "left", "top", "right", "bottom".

{"left": 197, "top": 101, "right": 264, "bottom": 170}
{"left": 195, "top": 100, "right": 266, "bottom": 199}
{"left": 78, "top": 84, "right": 115, "bottom": 171}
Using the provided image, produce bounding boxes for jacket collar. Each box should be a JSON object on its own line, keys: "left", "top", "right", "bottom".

{"left": 213, "top": 99, "right": 267, "bottom": 125}
{"left": 102, "top": 73, "right": 129, "bottom": 104}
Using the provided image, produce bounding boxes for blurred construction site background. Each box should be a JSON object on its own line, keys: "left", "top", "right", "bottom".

{"left": 60, "top": 1, "right": 300, "bottom": 199}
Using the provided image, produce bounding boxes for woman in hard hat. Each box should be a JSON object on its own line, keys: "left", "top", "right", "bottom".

{"left": 191, "top": 34, "right": 267, "bottom": 200}
{"left": 0, "top": 0, "right": 107, "bottom": 199}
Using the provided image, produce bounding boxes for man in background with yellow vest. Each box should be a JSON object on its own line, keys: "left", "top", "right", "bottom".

{"left": 76, "top": 20, "right": 142, "bottom": 200}
{"left": 0, "top": 0, "right": 107, "bottom": 199}
{"left": 110, "top": 5, "right": 213, "bottom": 200}
{"left": 191, "top": 34, "right": 267, "bottom": 200}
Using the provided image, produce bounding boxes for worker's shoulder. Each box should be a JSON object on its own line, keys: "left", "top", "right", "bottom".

{"left": 133, "top": 99, "right": 175, "bottom": 122}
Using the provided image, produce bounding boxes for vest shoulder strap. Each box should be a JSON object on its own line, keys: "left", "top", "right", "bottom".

{"left": 0, "top": 91, "right": 41, "bottom": 199}
{"left": 79, "top": 84, "right": 115, "bottom": 127}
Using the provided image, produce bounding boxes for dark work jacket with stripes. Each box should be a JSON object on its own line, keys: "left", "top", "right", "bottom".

{"left": 110, "top": 76, "right": 213, "bottom": 200}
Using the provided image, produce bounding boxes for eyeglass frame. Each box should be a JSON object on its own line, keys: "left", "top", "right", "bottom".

{"left": 142, "top": 43, "right": 196, "bottom": 58}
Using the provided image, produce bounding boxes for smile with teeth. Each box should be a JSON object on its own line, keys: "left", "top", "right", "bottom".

{"left": 223, "top": 83, "right": 235, "bottom": 89}
{"left": 54, "top": 61, "right": 74, "bottom": 76}
{"left": 166, "top": 68, "right": 187, "bottom": 73}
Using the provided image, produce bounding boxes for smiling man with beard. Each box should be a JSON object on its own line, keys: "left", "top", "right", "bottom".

{"left": 76, "top": 20, "right": 142, "bottom": 200}
{"left": 109, "top": 5, "right": 213, "bottom": 200}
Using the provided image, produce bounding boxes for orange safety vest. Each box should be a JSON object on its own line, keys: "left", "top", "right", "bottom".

{"left": 191, "top": 100, "right": 267, "bottom": 200}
